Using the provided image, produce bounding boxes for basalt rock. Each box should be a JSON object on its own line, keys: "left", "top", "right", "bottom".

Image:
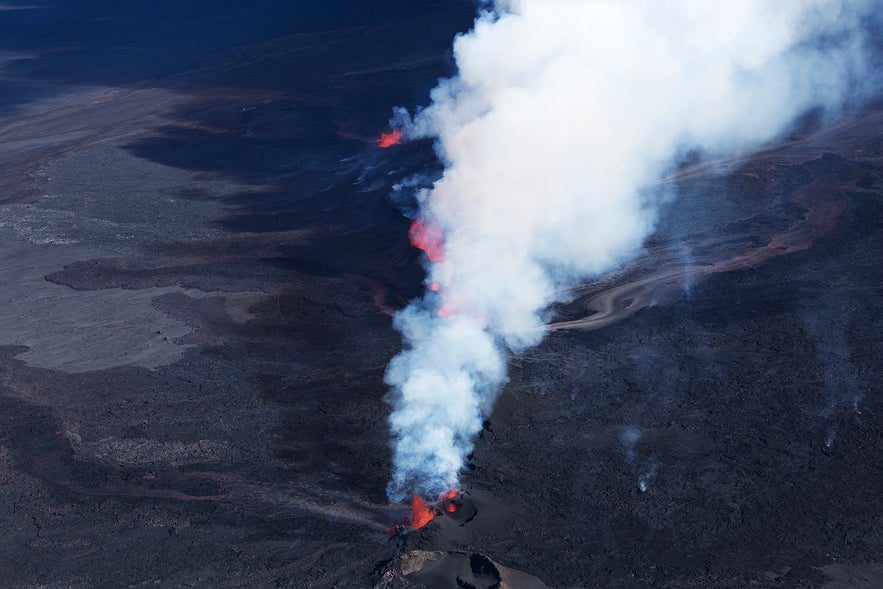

{"left": 375, "top": 550, "right": 551, "bottom": 589}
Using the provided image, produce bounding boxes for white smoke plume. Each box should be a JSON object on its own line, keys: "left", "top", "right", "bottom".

{"left": 385, "top": 0, "right": 876, "bottom": 500}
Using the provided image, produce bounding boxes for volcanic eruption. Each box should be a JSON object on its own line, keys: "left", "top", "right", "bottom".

{"left": 377, "top": 128, "right": 403, "bottom": 148}
{"left": 384, "top": 0, "right": 877, "bottom": 505}
{"left": 410, "top": 489, "right": 460, "bottom": 530}
{"left": 408, "top": 218, "right": 445, "bottom": 263}
{"left": 387, "top": 490, "right": 461, "bottom": 534}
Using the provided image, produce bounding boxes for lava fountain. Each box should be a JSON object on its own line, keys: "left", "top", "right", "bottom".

{"left": 377, "top": 128, "right": 403, "bottom": 148}
{"left": 408, "top": 490, "right": 460, "bottom": 531}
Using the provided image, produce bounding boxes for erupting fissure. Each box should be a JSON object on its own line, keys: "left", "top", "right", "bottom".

{"left": 408, "top": 218, "right": 445, "bottom": 263}
{"left": 408, "top": 490, "right": 460, "bottom": 530}
{"left": 377, "top": 128, "right": 403, "bottom": 148}
{"left": 409, "top": 495, "right": 436, "bottom": 529}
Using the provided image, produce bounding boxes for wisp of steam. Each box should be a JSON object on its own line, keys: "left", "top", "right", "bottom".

{"left": 385, "top": 0, "right": 876, "bottom": 500}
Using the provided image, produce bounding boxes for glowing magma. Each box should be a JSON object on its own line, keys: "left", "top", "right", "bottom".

{"left": 409, "top": 490, "right": 459, "bottom": 530}
{"left": 409, "top": 495, "right": 436, "bottom": 529}
{"left": 408, "top": 219, "right": 445, "bottom": 262}
{"left": 441, "top": 489, "right": 459, "bottom": 513}
{"left": 377, "top": 128, "right": 403, "bottom": 148}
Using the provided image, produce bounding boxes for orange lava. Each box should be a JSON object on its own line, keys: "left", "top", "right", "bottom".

{"left": 437, "top": 302, "right": 453, "bottom": 318}
{"left": 410, "top": 495, "right": 436, "bottom": 530}
{"left": 409, "top": 219, "right": 445, "bottom": 263}
{"left": 377, "top": 128, "right": 403, "bottom": 148}
{"left": 408, "top": 490, "right": 460, "bottom": 530}
{"left": 428, "top": 281, "right": 440, "bottom": 292}
{"left": 440, "top": 489, "right": 458, "bottom": 501}
{"left": 440, "top": 489, "right": 459, "bottom": 512}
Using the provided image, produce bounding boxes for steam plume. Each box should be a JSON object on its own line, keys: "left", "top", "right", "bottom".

{"left": 386, "top": 0, "right": 875, "bottom": 500}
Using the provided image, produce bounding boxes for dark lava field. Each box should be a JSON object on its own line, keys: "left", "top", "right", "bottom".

{"left": 0, "top": 2, "right": 879, "bottom": 588}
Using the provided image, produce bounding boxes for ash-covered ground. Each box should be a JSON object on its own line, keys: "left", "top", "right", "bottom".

{"left": 0, "top": 2, "right": 879, "bottom": 588}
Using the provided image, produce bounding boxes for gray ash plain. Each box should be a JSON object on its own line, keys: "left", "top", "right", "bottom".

{"left": 0, "top": 2, "right": 880, "bottom": 588}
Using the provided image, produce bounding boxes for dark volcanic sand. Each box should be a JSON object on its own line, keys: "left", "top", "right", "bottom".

{"left": 0, "top": 2, "right": 880, "bottom": 588}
